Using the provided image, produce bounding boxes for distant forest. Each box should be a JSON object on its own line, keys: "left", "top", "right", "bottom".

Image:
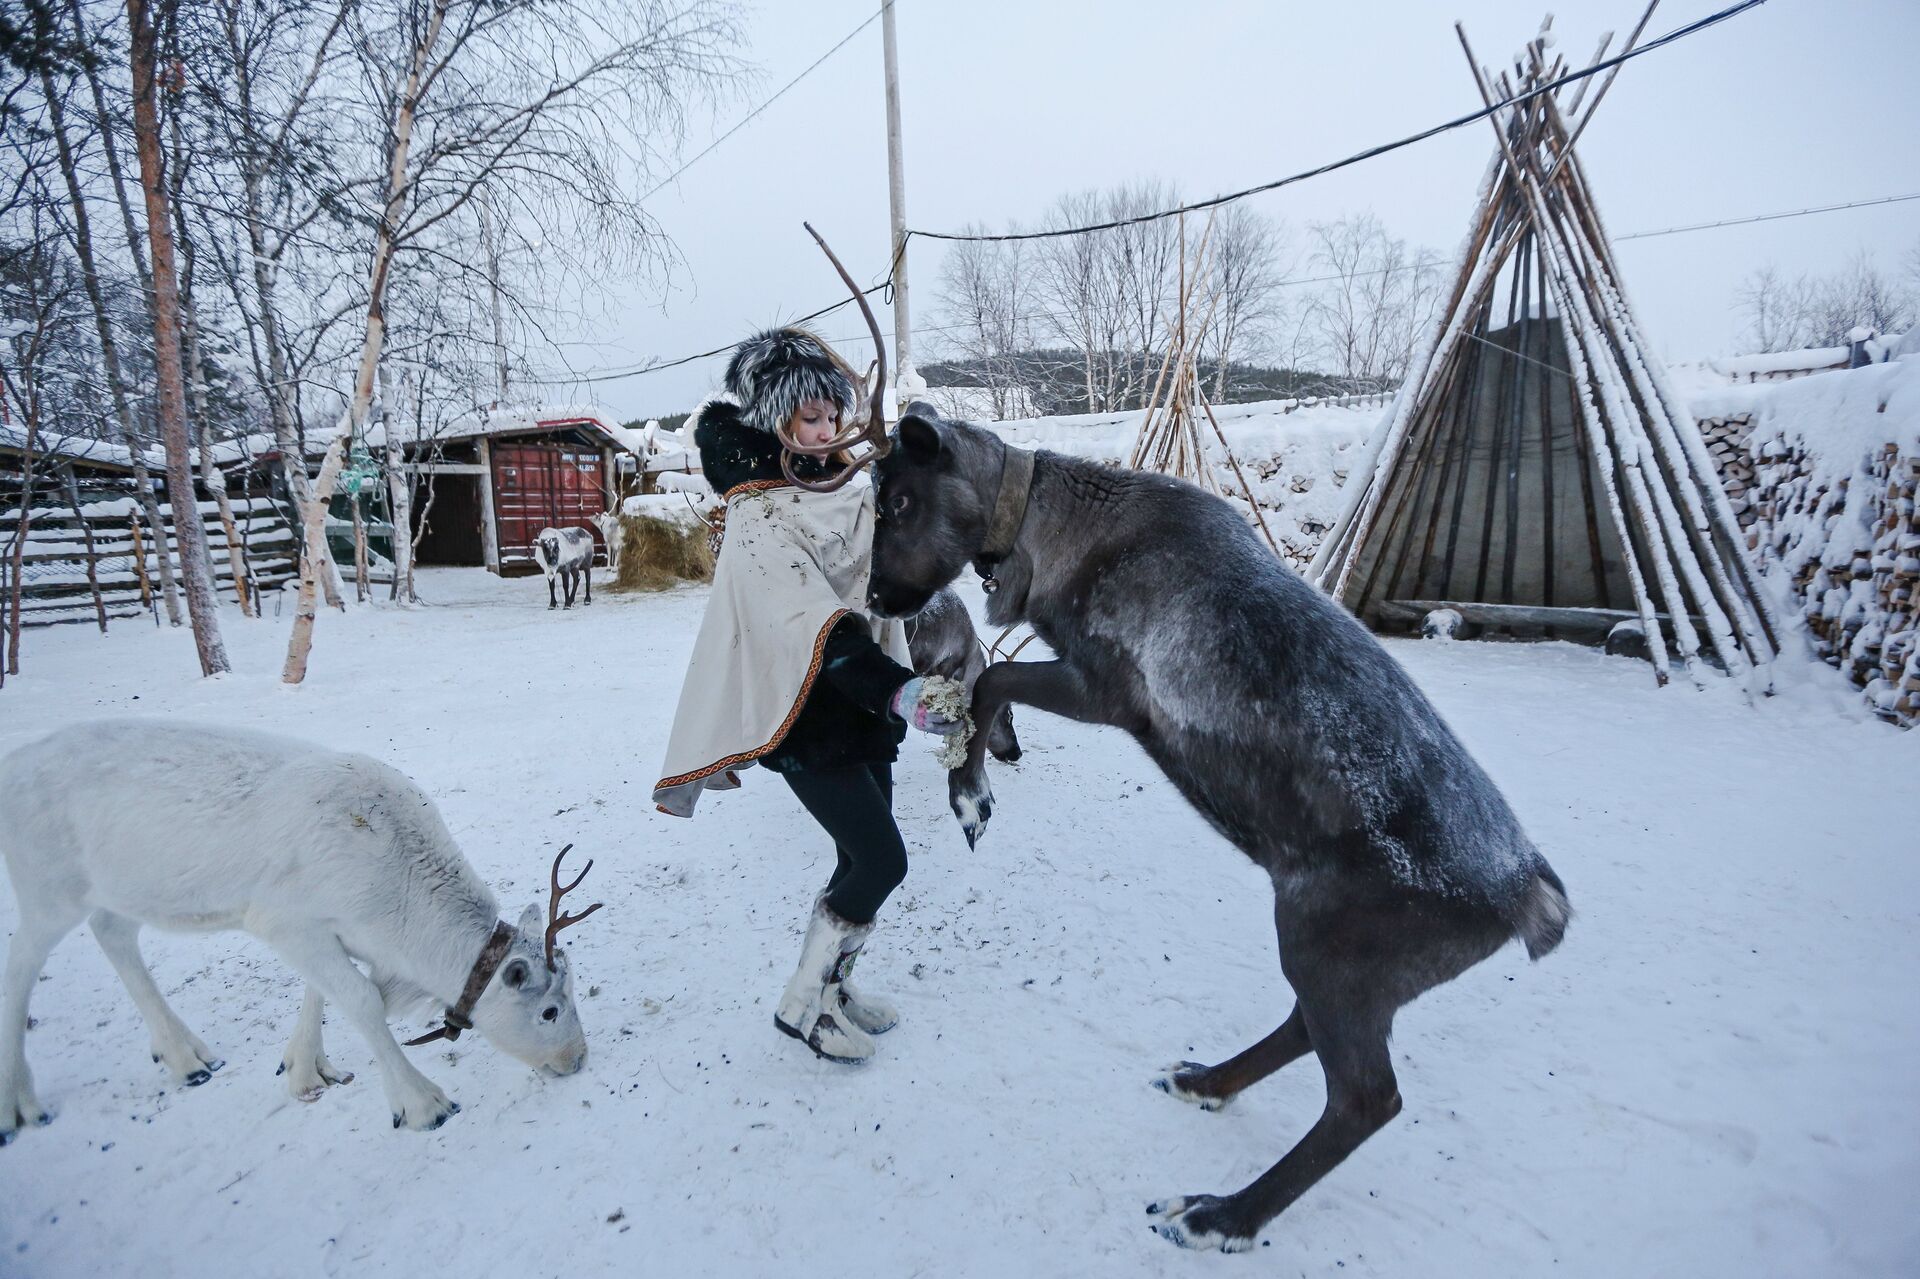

{"left": 917, "top": 350, "right": 1387, "bottom": 417}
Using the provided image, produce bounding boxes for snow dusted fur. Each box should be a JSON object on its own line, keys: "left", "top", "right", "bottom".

{"left": 723, "top": 327, "right": 860, "bottom": 436}
{"left": 906, "top": 587, "right": 1021, "bottom": 762}
{"left": 0, "top": 720, "right": 588, "bottom": 1145}
{"left": 869, "top": 407, "right": 1570, "bottom": 1251}
{"left": 590, "top": 510, "right": 626, "bottom": 576}
{"left": 533, "top": 526, "right": 595, "bottom": 609}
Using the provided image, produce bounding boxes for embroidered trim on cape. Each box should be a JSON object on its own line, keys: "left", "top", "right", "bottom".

{"left": 652, "top": 607, "right": 851, "bottom": 798}
{"left": 723, "top": 478, "right": 793, "bottom": 502}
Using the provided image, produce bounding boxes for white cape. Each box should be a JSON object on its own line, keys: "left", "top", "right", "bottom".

{"left": 652, "top": 478, "right": 909, "bottom": 818}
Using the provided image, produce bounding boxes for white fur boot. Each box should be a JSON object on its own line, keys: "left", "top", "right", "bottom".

{"left": 774, "top": 898, "right": 876, "bottom": 1064}
{"left": 837, "top": 971, "right": 898, "bottom": 1036}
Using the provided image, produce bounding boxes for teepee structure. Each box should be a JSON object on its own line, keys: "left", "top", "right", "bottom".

{"left": 1310, "top": 17, "right": 1778, "bottom": 686}
{"left": 1129, "top": 213, "right": 1281, "bottom": 556}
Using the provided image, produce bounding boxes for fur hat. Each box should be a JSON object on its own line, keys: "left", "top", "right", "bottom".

{"left": 724, "top": 327, "right": 860, "bottom": 435}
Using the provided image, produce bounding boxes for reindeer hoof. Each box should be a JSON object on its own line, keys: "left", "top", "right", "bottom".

{"left": 1147, "top": 1195, "right": 1256, "bottom": 1253}
{"left": 1151, "top": 1062, "right": 1229, "bottom": 1111}
{"left": 950, "top": 776, "right": 994, "bottom": 848}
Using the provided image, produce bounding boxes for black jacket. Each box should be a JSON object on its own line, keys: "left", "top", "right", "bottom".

{"left": 694, "top": 400, "right": 913, "bottom": 773}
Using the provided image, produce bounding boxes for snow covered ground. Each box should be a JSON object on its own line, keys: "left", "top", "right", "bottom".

{"left": 0, "top": 571, "right": 1915, "bottom": 1277}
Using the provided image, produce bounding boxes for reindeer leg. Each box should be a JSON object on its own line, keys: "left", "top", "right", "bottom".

{"left": 1153, "top": 1003, "right": 1311, "bottom": 1111}
{"left": 0, "top": 906, "right": 81, "bottom": 1144}
{"left": 261, "top": 925, "right": 458, "bottom": 1132}
{"left": 583, "top": 563, "right": 591, "bottom": 605}
{"left": 949, "top": 659, "right": 1112, "bottom": 847}
{"left": 1149, "top": 1001, "right": 1400, "bottom": 1252}
{"left": 89, "top": 911, "right": 223, "bottom": 1086}
{"left": 547, "top": 575, "right": 557, "bottom": 609}
{"left": 279, "top": 986, "right": 353, "bottom": 1100}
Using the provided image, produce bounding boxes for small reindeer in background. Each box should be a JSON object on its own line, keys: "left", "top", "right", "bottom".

{"left": 533, "top": 526, "right": 595, "bottom": 609}
{"left": 591, "top": 509, "right": 627, "bottom": 577}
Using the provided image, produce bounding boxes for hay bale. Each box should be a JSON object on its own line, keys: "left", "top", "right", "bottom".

{"left": 608, "top": 501, "right": 714, "bottom": 592}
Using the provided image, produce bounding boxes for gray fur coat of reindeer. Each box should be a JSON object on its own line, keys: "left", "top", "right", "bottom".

{"left": 867, "top": 407, "right": 1568, "bottom": 1253}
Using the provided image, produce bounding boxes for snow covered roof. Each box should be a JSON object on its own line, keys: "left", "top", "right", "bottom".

{"left": 209, "top": 403, "right": 649, "bottom": 470}
{"left": 1708, "top": 346, "right": 1851, "bottom": 379}
{"left": 404, "top": 404, "right": 633, "bottom": 449}
{"left": 0, "top": 423, "right": 161, "bottom": 473}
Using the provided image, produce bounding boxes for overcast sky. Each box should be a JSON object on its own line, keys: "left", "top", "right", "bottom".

{"left": 534, "top": 0, "right": 1920, "bottom": 423}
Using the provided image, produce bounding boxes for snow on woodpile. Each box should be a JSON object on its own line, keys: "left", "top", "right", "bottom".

{"left": 983, "top": 395, "right": 1390, "bottom": 567}
{"left": 1693, "top": 354, "right": 1920, "bottom": 725}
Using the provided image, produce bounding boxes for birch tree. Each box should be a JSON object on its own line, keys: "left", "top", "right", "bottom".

{"left": 934, "top": 228, "right": 1035, "bottom": 420}
{"left": 1203, "top": 205, "right": 1290, "bottom": 401}
{"left": 1302, "top": 212, "right": 1441, "bottom": 389}
{"left": 26, "top": 2, "right": 185, "bottom": 623}
{"left": 127, "top": 0, "right": 230, "bottom": 675}
{"left": 283, "top": 0, "right": 738, "bottom": 681}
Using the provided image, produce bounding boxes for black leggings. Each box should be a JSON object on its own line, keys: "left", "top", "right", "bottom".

{"left": 782, "top": 763, "right": 907, "bottom": 925}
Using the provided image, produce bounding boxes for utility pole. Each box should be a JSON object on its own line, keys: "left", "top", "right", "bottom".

{"left": 478, "top": 194, "right": 509, "bottom": 405}
{"left": 881, "top": 0, "right": 922, "bottom": 413}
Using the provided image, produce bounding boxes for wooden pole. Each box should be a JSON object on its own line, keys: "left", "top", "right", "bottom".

{"left": 882, "top": 0, "right": 914, "bottom": 407}
{"left": 476, "top": 436, "right": 500, "bottom": 572}
{"left": 128, "top": 509, "right": 155, "bottom": 620}
{"left": 1456, "top": 24, "right": 1671, "bottom": 683}
{"left": 62, "top": 467, "right": 108, "bottom": 633}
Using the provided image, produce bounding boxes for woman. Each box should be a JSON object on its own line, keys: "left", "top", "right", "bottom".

{"left": 653, "top": 328, "right": 960, "bottom": 1065}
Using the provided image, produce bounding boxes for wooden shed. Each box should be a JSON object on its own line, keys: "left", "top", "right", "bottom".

{"left": 399, "top": 409, "right": 646, "bottom": 575}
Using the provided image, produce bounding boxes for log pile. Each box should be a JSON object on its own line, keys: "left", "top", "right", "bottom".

{"left": 1699, "top": 414, "right": 1760, "bottom": 526}
{"left": 1706, "top": 418, "right": 1919, "bottom": 727}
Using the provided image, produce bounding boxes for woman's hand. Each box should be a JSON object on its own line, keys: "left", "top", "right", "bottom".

{"left": 890, "top": 676, "right": 967, "bottom": 736}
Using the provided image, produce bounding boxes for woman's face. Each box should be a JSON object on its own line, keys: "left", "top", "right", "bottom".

{"left": 787, "top": 398, "right": 841, "bottom": 449}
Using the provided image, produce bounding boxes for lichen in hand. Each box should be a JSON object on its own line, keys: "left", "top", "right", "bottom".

{"left": 921, "top": 674, "right": 975, "bottom": 769}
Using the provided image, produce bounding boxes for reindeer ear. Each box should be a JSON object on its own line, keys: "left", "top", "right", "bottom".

{"left": 501, "top": 957, "right": 533, "bottom": 990}
{"left": 898, "top": 414, "right": 943, "bottom": 461}
{"left": 516, "top": 903, "right": 543, "bottom": 937}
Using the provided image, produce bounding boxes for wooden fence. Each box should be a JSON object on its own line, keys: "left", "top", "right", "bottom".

{"left": 1, "top": 493, "right": 298, "bottom": 629}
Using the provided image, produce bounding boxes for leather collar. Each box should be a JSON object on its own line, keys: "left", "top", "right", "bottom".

{"left": 406, "top": 921, "right": 517, "bottom": 1047}
{"left": 973, "top": 442, "right": 1035, "bottom": 593}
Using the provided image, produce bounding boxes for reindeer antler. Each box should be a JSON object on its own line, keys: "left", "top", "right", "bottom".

{"left": 776, "top": 222, "right": 892, "bottom": 493}
{"left": 544, "top": 844, "right": 603, "bottom": 970}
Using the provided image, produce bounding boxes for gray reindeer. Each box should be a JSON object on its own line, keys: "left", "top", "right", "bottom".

{"left": 866, "top": 406, "right": 1568, "bottom": 1254}
{"left": 906, "top": 587, "right": 1020, "bottom": 762}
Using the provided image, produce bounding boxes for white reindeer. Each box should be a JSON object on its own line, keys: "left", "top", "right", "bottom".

{"left": 0, "top": 720, "right": 599, "bottom": 1144}
{"left": 533, "top": 526, "right": 596, "bottom": 609}
{"left": 590, "top": 509, "right": 626, "bottom": 578}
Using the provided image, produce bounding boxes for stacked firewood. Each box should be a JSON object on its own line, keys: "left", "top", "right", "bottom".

{"left": 1713, "top": 420, "right": 1919, "bottom": 727}
{"left": 1699, "top": 414, "right": 1760, "bottom": 527}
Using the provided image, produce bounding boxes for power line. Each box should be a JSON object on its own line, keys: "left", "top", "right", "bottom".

{"left": 520, "top": 283, "right": 890, "bottom": 386}
{"left": 1613, "top": 191, "right": 1920, "bottom": 241}
{"left": 544, "top": 183, "right": 1914, "bottom": 388}
{"left": 904, "top": 0, "right": 1768, "bottom": 246}
{"left": 541, "top": 0, "right": 1920, "bottom": 390}
{"left": 638, "top": 2, "right": 891, "bottom": 206}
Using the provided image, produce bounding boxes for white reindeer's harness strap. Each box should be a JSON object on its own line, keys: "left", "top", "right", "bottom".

{"left": 405, "top": 921, "right": 517, "bottom": 1047}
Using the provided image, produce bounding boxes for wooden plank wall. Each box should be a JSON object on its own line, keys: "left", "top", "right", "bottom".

{"left": 1, "top": 494, "right": 297, "bottom": 628}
